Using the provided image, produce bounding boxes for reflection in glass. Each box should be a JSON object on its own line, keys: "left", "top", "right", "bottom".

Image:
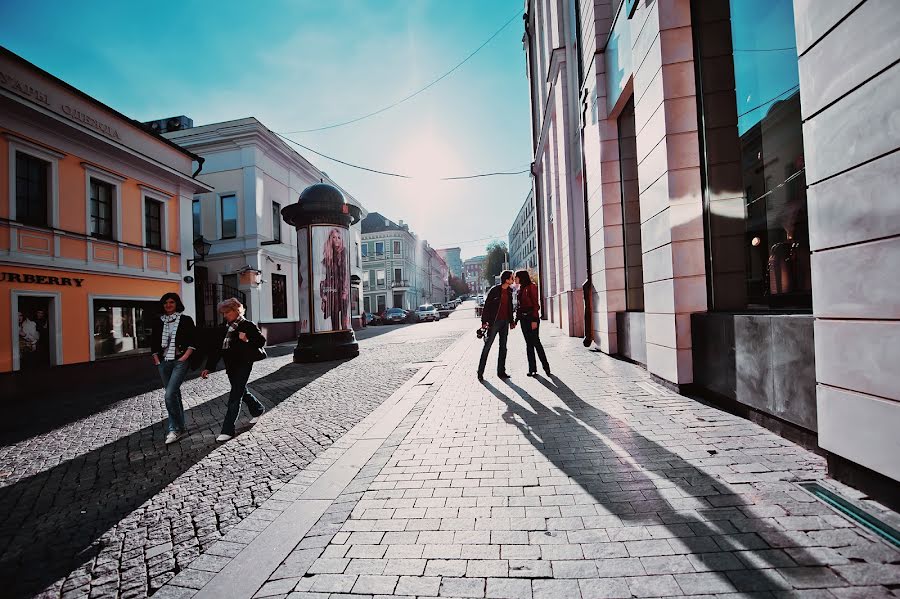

{"left": 221, "top": 195, "right": 238, "bottom": 239}
{"left": 93, "top": 300, "right": 155, "bottom": 359}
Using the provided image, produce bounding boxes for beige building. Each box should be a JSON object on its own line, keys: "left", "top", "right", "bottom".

{"left": 524, "top": 0, "right": 899, "bottom": 505}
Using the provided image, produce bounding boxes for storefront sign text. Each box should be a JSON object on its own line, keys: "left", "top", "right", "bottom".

{"left": 0, "top": 69, "right": 50, "bottom": 107}
{"left": 61, "top": 104, "right": 121, "bottom": 140}
{"left": 0, "top": 272, "right": 84, "bottom": 287}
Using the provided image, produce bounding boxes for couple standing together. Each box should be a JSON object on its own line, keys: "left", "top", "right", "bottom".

{"left": 151, "top": 293, "right": 267, "bottom": 445}
{"left": 477, "top": 269, "right": 550, "bottom": 381}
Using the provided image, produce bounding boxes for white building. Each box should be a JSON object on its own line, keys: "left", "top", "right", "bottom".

{"left": 508, "top": 191, "right": 538, "bottom": 272}
{"left": 165, "top": 117, "right": 367, "bottom": 343}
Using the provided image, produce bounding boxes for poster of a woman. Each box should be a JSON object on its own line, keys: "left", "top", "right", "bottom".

{"left": 312, "top": 226, "right": 350, "bottom": 332}
{"left": 297, "top": 227, "right": 310, "bottom": 333}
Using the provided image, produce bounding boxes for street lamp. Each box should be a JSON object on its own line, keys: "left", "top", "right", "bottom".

{"left": 187, "top": 236, "right": 212, "bottom": 271}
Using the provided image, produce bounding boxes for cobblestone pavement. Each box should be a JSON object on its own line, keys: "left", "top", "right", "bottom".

{"left": 253, "top": 317, "right": 900, "bottom": 598}
{"left": 0, "top": 317, "right": 469, "bottom": 599}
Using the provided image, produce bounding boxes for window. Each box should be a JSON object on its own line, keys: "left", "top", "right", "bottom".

{"left": 375, "top": 241, "right": 384, "bottom": 256}
{"left": 694, "top": 0, "right": 810, "bottom": 310}
{"left": 364, "top": 296, "right": 371, "bottom": 313}
{"left": 222, "top": 273, "right": 239, "bottom": 293}
{"left": 393, "top": 240, "right": 401, "bottom": 255}
{"left": 93, "top": 299, "right": 155, "bottom": 359}
{"left": 144, "top": 198, "right": 163, "bottom": 249}
{"left": 90, "top": 178, "right": 114, "bottom": 239}
{"left": 192, "top": 199, "right": 202, "bottom": 238}
{"left": 361, "top": 243, "right": 368, "bottom": 258}
{"left": 618, "top": 97, "right": 644, "bottom": 311}
{"left": 394, "top": 268, "right": 402, "bottom": 283}
{"left": 377, "top": 295, "right": 386, "bottom": 313}
{"left": 221, "top": 194, "right": 237, "bottom": 239}
{"left": 376, "top": 269, "right": 385, "bottom": 287}
{"left": 271, "top": 273, "right": 287, "bottom": 318}
{"left": 15, "top": 152, "right": 49, "bottom": 227}
{"left": 272, "top": 201, "right": 281, "bottom": 243}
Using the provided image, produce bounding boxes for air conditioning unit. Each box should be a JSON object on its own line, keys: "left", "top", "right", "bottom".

{"left": 142, "top": 115, "right": 194, "bottom": 134}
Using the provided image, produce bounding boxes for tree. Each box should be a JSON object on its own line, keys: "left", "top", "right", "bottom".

{"left": 448, "top": 275, "right": 468, "bottom": 298}
{"left": 482, "top": 240, "right": 508, "bottom": 285}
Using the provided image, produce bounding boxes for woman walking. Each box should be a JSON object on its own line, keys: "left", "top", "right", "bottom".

{"left": 150, "top": 292, "right": 197, "bottom": 444}
{"left": 201, "top": 298, "right": 266, "bottom": 442}
{"left": 514, "top": 270, "right": 551, "bottom": 377}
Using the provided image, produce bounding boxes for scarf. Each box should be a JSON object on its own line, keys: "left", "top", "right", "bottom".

{"left": 222, "top": 317, "right": 244, "bottom": 350}
{"left": 160, "top": 313, "right": 181, "bottom": 361}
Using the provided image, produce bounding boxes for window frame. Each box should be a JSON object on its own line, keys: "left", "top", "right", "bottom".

{"left": 84, "top": 165, "right": 124, "bottom": 242}
{"left": 361, "top": 243, "right": 368, "bottom": 258}
{"left": 192, "top": 198, "right": 202, "bottom": 239}
{"left": 7, "top": 136, "right": 63, "bottom": 230}
{"left": 375, "top": 241, "right": 384, "bottom": 256}
{"left": 271, "top": 272, "right": 288, "bottom": 319}
{"left": 376, "top": 269, "right": 385, "bottom": 287}
{"left": 393, "top": 240, "right": 401, "bottom": 256}
{"left": 139, "top": 186, "right": 169, "bottom": 252}
{"left": 143, "top": 198, "right": 164, "bottom": 250}
{"left": 272, "top": 201, "right": 282, "bottom": 243}
{"left": 220, "top": 193, "right": 238, "bottom": 240}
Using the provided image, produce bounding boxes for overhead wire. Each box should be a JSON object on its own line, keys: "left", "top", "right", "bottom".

{"left": 280, "top": 8, "right": 524, "bottom": 134}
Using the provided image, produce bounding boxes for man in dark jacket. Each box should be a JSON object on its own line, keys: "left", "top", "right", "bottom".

{"left": 477, "top": 270, "right": 516, "bottom": 381}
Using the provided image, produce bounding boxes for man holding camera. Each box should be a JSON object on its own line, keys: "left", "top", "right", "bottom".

{"left": 477, "top": 270, "right": 516, "bottom": 381}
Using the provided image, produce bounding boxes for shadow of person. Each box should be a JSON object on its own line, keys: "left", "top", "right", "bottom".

{"left": 0, "top": 358, "right": 344, "bottom": 599}
{"left": 482, "top": 377, "right": 833, "bottom": 595}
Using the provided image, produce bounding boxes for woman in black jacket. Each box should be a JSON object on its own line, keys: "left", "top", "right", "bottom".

{"left": 150, "top": 292, "right": 197, "bottom": 444}
{"left": 201, "top": 297, "right": 266, "bottom": 442}
{"left": 514, "top": 270, "right": 550, "bottom": 377}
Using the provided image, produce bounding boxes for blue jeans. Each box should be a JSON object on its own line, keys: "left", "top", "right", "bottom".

{"left": 222, "top": 363, "right": 265, "bottom": 436}
{"left": 478, "top": 320, "right": 509, "bottom": 376}
{"left": 158, "top": 360, "right": 188, "bottom": 433}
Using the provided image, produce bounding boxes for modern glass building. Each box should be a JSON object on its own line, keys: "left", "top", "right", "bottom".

{"left": 524, "top": 0, "right": 899, "bottom": 505}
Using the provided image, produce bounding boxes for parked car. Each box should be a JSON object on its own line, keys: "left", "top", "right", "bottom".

{"left": 415, "top": 304, "right": 439, "bottom": 322}
{"left": 364, "top": 312, "right": 381, "bottom": 326}
{"left": 383, "top": 308, "right": 408, "bottom": 324}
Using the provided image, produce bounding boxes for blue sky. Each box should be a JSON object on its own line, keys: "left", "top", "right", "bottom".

{"left": 0, "top": 0, "right": 532, "bottom": 259}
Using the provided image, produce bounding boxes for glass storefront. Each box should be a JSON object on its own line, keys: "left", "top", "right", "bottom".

{"left": 695, "top": 0, "right": 811, "bottom": 310}
{"left": 93, "top": 299, "right": 155, "bottom": 359}
{"left": 617, "top": 97, "right": 644, "bottom": 311}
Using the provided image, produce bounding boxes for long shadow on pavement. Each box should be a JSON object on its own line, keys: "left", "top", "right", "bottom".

{"left": 482, "top": 376, "right": 840, "bottom": 595}
{"left": 0, "top": 356, "right": 340, "bottom": 599}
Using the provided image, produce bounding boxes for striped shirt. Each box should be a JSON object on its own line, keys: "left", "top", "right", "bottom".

{"left": 160, "top": 314, "right": 181, "bottom": 361}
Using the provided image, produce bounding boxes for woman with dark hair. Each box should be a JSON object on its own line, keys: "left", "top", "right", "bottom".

{"left": 514, "top": 270, "right": 551, "bottom": 377}
{"left": 150, "top": 292, "right": 197, "bottom": 444}
{"left": 201, "top": 297, "right": 267, "bottom": 443}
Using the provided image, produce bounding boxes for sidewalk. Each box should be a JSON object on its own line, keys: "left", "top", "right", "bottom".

{"left": 159, "top": 323, "right": 900, "bottom": 598}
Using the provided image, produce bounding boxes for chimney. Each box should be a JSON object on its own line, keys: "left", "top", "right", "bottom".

{"left": 384, "top": 218, "right": 389, "bottom": 227}
{"left": 399, "top": 220, "right": 404, "bottom": 226}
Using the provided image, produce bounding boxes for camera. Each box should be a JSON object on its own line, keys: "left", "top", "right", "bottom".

{"left": 476, "top": 327, "right": 486, "bottom": 340}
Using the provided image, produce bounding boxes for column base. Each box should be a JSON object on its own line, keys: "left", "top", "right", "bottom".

{"left": 293, "top": 330, "right": 359, "bottom": 363}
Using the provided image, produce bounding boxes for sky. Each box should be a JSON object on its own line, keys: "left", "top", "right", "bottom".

{"left": 0, "top": 0, "right": 533, "bottom": 259}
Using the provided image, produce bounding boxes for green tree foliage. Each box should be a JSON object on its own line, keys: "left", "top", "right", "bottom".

{"left": 482, "top": 240, "right": 508, "bottom": 285}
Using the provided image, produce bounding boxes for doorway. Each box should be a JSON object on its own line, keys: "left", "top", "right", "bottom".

{"left": 15, "top": 294, "right": 58, "bottom": 371}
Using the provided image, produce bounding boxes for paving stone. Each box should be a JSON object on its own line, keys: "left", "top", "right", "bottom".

{"left": 350, "top": 574, "right": 398, "bottom": 594}
{"left": 395, "top": 575, "right": 442, "bottom": 596}
{"left": 441, "top": 576, "right": 485, "bottom": 597}
{"left": 486, "top": 577, "right": 533, "bottom": 599}
{"left": 531, "top": 579, "right": 581, "bottom": 599}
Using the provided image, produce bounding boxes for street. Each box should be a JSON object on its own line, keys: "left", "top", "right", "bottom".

{"left": 0, "top": 310, "right": 472, "bottom": 599}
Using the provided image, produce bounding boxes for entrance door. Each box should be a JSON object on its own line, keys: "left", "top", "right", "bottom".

{"left": 17, "top": 296, "right": 53, "bottom": 370}
{"left": 393, "top": 293, "right": 404, "bottom": 309}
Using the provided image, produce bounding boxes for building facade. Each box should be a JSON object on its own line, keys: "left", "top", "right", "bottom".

{"left": 361, "top": 213, "right": 425, "bottom": 313}
{"left": 164, "top": 118, "right": 367, "bottom": 343}
{"left": 436, "top": 246, "right": 462, "bottom": 279}
{"left": 524, "top": 0, "right": 899, "bottom": 503}
{"left": 424, "top": 246, "right": 449, "bottom": 305}
{"left": 463, "top": 255, "right": 487, "bottom": 295}
{"left": 0, "top": 48, "right": 212, "bottom": 389}
{"left": 508, "top": 190, "right": 538, "bottom": 272}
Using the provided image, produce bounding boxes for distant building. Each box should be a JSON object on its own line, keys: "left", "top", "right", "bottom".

{"left": 508, "top": 191, "right": 538, "bottom": 272}
{"left": 362, "top": 213, "right": 443, "bottom": 312}
{"left": 463, "top": 255, "right": 487, "bottom": 295}
{"left": 164, "top": 117, "right": 367, "bottom": 341}
{"left": 436, "top": 247, "right": 462, "bottom": 279}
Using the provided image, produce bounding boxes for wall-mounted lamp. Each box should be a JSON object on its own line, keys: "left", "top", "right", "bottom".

{"left": 187, "top": 236, "right": 212, "bottom": 270}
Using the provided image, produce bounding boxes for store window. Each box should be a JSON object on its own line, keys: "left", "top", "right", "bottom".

{"left": 93, "top": 299, "right": 155, "bottom": 359}
{"left": 15, "top": 152, "right": 49, "bottom": 227}
{"left": 221, "top": 194, "right": 238, "bottom": 239}
{"left": 618, "top": 97, "right": 644, "bottom": 311}
{"left": 271, "top": 273, "right": 287, "bottom": 318}
{"left": 90, "top": 178, "right": 114, "bottom": 240}
{"left": 272, "top": 201, "right": 281, "bottom": 243}
{"left": 695, "top": 0, "right": 810, "bottom": 310}
{"left": 144, "top": 198, "right": 163, "bottom": 249}
{"left": 192, "top": 199, "right": 202, "bottom": 238}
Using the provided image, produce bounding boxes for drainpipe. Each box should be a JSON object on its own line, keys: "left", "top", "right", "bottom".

{"left": 524, "top": 9, "right": 548, "bottom": 319}
{"left": 580, "top": 92, "right": 594, "bottom": 348}
{"left": 192, "top": 155, "right": 205, "bottom": 178}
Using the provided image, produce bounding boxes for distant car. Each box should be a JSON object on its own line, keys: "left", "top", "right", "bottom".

{"left": 438, "top": 305, "right": 453, "bottom": 318}
{"left": 364, "top": 312, "right": 381, "bottom": 326}
{"left": 383, "top": 308, "right": 407, "bottom": 324}
{"left": 415, "top": 304, "right": 439, "bottom": 322}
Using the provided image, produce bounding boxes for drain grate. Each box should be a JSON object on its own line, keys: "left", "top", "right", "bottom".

{"left": 800, "top": 482, "right": 900, "bottom": 548}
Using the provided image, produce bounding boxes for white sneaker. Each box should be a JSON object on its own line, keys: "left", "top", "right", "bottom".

{"left": 249, "top": 415, "right": 262, "bottom": 424}
{"left": 216, "top": 434, "right": 233, "bottom": 443}
{"left": 165, "top": 431, "right": 182, "bottom": 444}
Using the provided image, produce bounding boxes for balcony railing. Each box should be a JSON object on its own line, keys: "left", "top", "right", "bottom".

{"left": 391, "top": 279, "right": 410, "bottom": 288}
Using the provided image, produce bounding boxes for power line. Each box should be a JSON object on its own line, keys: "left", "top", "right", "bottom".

{"left": 737, "top": 84, "right": 799, "bottom": 119}
{"left": 280, "top": 8, "right": 523, "bottom": 134}
{"left": 733, "top": 46, "right": 796, "bottom": 53}
{"left": 275, "top": 131, "right": 529, "bottom": 181}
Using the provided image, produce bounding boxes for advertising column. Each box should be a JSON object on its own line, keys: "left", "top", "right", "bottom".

{"left": 282, "top": 184, "right": 361, "bottom": 362}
